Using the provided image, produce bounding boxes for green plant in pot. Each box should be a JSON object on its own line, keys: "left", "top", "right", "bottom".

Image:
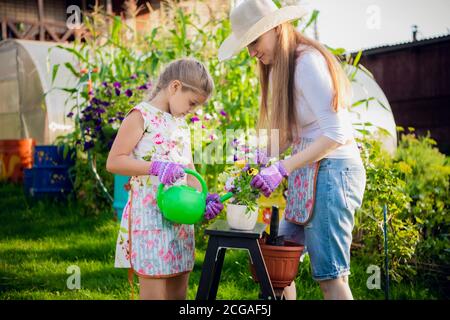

{"left": 218, "top": 157, "right": 262, "bottom": 230}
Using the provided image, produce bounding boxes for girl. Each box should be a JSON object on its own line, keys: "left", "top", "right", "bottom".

{"left": 218, "top": 0, "right": 366, "bottom": 300}
{"left": 106, "top": 58, "right": 223, "bottom": 300}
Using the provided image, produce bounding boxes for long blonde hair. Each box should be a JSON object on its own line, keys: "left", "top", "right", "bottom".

{"left": 148, "top": 57, "right": 214, "bottom": 100}
{"left": 257, "top": 23, "right": 352, "bottom": 150}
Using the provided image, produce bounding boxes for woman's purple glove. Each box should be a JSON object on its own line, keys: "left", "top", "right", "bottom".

{"left": 250, "top": 161, "right": 289, "bottom": 197}
{"left": 204, "top": 193, "right": 224, "bottom": 220}
{"left": 148, "top": 160, "right": 185, "bottom": 185}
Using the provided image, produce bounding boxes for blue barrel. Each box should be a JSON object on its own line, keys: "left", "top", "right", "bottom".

{"left": 113, "top": 174, "right": 130, "bottom": 221}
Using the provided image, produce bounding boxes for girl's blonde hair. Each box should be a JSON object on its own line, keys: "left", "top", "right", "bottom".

{"left": 258, "top": 23, "right": 352, "bottom": 150}
{"left": 147, "top": 57, "right": 214, "bottom": 101}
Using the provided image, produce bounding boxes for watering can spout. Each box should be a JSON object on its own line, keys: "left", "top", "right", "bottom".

{"left": 220, "top": 192, "right": 233, "bottom": 203}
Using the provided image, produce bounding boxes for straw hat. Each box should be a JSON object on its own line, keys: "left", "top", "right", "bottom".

{"left": 218, "top": 0, "right": 308, "bottom": 62}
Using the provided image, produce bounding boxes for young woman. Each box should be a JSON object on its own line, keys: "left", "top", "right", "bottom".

{"left": 218, "top": 0, "right": 366, "bottom": 300}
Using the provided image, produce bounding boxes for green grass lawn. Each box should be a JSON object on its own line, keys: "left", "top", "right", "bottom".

{"left": 0, "top": 182, "right": 440, "bottom": 300}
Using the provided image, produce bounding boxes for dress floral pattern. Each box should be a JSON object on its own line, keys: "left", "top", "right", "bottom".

{"left": 114, "top": 101, "right": 195, "bottom": 278}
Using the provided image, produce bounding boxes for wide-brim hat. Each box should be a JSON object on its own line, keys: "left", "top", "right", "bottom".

{"left": 218, "top": 0, "right": 308, "bottom": 62}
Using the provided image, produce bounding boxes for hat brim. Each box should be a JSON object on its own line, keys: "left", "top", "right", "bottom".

{"left": 218, "top": 6, "right": 309, "bottom": 62}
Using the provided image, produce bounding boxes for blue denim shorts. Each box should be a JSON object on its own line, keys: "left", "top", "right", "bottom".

{"left": 279, "top": 158, "right": 366, "bottom": 281}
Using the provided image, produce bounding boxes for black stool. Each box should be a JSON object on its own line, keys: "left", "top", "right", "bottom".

{"left": 196, "top": 219, "right": 278, "bottom": 300}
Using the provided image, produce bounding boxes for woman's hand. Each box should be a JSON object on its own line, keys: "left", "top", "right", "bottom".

{"left": 148, "top": 160, "right": 186, "bottom": 185}
{"left": 250, "top": 161, "right": 289, "bottom": 197}
{"left": 204, "top": 193, "right": 224, "bottom": 220}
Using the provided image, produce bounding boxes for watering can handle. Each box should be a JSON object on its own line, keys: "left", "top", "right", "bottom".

{"left": 157, "top": 168, "right": 208, "bottom": 198}
{"left": 183, "top": 168, "right": 208, "bottom": 197}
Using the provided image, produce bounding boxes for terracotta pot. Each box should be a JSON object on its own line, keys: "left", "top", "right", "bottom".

{"left": 0, "top": 139, "right": 35, "bottom": 183}
{"left": 250, "top": 238, "right": 305, "bottom": 289}
{"left": 226, "top": 203, "right": 258, "bottom": 230}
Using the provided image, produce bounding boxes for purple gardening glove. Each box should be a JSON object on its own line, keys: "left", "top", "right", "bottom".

{"left": 148, "top": 160, "right": 185, "bottom": 185}
{"left": 204, "top": 193, "right": 224, "bottom": 220}
{"left": 250, "top": 161, "right": 289, "bottom": 197}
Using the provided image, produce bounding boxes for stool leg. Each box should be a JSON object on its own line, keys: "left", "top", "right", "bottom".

{"left": 208, "top": 246, "right": 226, "bottom": 300}
{"left": 247, "top": 240, "right": 276, "bottom": 300}
{"left": 196, "top": 237, "right": 219, "bottom": 300}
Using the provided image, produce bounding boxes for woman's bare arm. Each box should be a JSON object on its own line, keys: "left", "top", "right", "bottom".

{"left": 281, "top": 135, "right": 342, "bottom": 174}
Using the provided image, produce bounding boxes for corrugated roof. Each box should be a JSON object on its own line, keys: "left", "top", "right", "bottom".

{"left": 349, "top": 33, "right": 450, "bottom": 56}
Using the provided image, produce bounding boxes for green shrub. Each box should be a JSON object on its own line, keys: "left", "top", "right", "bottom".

{"left": 394, "top": 131, "right": 450, "bottom": 292}
{"left": 395, "top": 131, "right": 450, "bottom": 237}
{"left": 354, "top": 132, "right": 450, "bottom": 285}
{"left": 354, "top": 137, "right": 420, "bottom": 282}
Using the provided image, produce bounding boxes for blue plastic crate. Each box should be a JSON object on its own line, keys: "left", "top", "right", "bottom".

{"left": 23, "top": 168, "right": 33, "bottom": 196}
{"left": 23, "top": 166, "right": 74, "bottom": 199}
{"left": 34, "top": 145, "right": 75, "bottom": 167}
{"left": 31, "top": 166, "right": 73, "bottom": 190}
{"left": 30, "top": 187, "right": 72, "bottom": 200}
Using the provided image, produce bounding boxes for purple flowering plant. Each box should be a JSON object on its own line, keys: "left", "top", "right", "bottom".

{"left": 62, "top": 69, "right": 152, "bottom": 153}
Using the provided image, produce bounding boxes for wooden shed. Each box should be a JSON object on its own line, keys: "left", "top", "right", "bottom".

{"left": 356, "top": 34, "right": 450, "bottom": 153}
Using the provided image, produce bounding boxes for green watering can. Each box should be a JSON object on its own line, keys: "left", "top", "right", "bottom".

{"left": 156, "top": 168, "right": 233, "bottom": 224}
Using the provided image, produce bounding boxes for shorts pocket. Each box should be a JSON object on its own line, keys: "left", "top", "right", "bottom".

{"left": 340, "top": 169, "right": 366, "bottom": 211}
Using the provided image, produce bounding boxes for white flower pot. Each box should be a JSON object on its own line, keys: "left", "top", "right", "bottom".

{"left": 226, "top": 203, "right": 258, "bottom": 231}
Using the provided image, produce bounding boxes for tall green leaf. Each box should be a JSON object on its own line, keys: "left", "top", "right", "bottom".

{"left": 302, "top": 9, "right": 319, "bottom": 32}
{"left": 51, "top": 64, "right": 60, "bottom": 84}
{"left": 64, "top": 62, "right": 80, "bottom": 78}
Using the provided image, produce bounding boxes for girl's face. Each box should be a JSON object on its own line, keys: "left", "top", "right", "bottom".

{"left": 167, "top": 80, "right": 207, "bottom": 118}
{"left": 247, "top": 28, "right": 278, "bottom": 65}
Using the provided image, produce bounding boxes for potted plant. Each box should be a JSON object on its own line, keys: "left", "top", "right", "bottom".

{"left": 250, "top": 206, "right": 305, "bottom": 289}
{"left": 218, "top": 158, "right": 261, "bottom": 230}
{"left": 217, "top": 143, "right": 274, "bottom": 230}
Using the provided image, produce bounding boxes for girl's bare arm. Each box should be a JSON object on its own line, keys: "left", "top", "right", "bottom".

{"left": 106, "top": 110, "right": 152, "bottom": 176}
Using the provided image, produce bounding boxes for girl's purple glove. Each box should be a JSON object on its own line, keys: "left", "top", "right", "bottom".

{"left": 204, "top": 193, "right": 224, "bottom": 220}
{"left": 250, "top": 161, "right": 289, "bottom": 197}
{"left": 148, "top": 160, "right": 185, "bottom": 185}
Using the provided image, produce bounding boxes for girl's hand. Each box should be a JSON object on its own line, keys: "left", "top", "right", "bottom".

{"left": 148, "top": 161, "right": 186, "bottom": 185}
{"left": 250, "top": 161, "right": 289, "bottom": 197}
{"left": 204, "top": 193, "right": 224, "bottom": 220}
{"left": 186, "top": 163, "right": 202, "bottom": 191}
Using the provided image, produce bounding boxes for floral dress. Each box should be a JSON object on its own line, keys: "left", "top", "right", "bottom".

{"left": 114, "top": 101, "right": 195, "bottom": 278}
